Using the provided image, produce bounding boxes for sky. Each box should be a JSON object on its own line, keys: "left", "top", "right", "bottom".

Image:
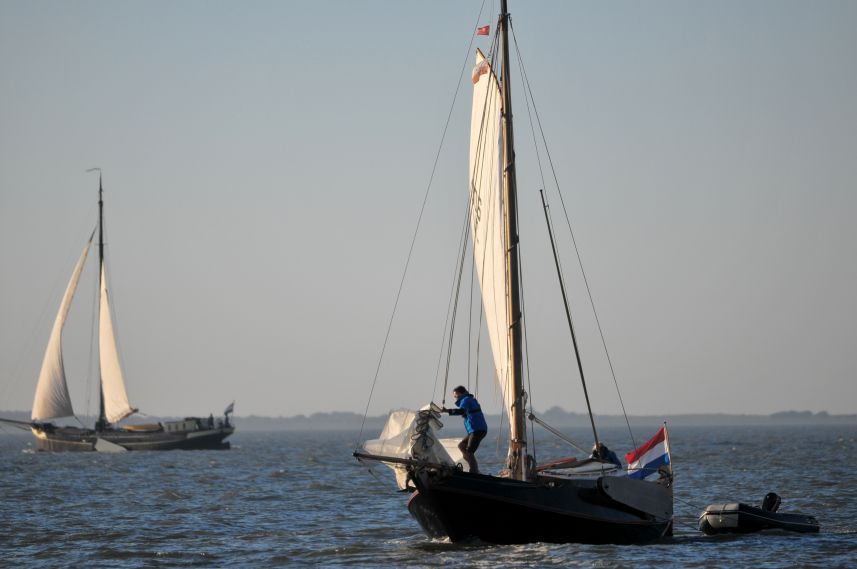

{"left": 1, "top": 0, "right": 855, "bottom": 421}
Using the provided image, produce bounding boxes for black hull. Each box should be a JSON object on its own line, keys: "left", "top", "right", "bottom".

{"left": 31, "top": 424, "right": 234, "bottom": 452}
{"left": 698, "top": 503, "right": 820, "bottom": 535}
{"left": 409, "top": 467, "right": 672, "bottom": 544}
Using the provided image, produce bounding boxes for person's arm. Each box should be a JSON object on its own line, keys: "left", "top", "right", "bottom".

{"left": 442, "top": 406, "right": 465, "bottom": 416}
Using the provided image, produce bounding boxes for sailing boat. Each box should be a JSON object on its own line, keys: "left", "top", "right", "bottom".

{"left": 354, "top": 1, "right": 673, "bottom": 544}
{"left": 0, "top": 173, "right": 234, "bottom": 451}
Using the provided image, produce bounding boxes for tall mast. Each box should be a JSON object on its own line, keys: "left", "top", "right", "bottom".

{"left": 92, "top": 169, "right": 107, "bottom": 431}
{"left": 499, "top": 0, "right": 527, "bottom": 481}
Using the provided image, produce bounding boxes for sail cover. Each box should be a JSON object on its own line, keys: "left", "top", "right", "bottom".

{"left": 469, "top": 50, "right": 513, "bottom": 424}
{"left": 359, "top": 406, "right": 466, "bottom": 490}
{"left": 99, "top": 264, "right": 136, "bottom": 423}
{"left": 32, "top": 236, "right": 94, "bottom": 421}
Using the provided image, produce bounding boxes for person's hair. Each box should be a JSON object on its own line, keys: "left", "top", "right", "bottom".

{"left": 453, "top": 385, "right": 469, "bottom": 395}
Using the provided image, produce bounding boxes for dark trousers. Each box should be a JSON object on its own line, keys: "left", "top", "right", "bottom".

{"left": 458, "top": 430, "right": 487, "bottom": 474}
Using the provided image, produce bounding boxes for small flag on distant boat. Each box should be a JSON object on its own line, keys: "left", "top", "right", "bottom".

{"left": 224, "top": 401, "right": 234, "bottom": 415}
{"left": 477, "top": 25, "right": 490, "bottom": 36}
{"left": 625, "top": 424, "right": 671, "bottom": 480}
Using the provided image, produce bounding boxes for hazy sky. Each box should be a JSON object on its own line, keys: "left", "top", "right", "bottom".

{"left": 1, "top": 1, "right": 855, "bottom": 421}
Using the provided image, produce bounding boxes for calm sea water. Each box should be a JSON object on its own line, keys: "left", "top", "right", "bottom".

{"left": 1, "top": 424, "right": 855, "bottom": 568}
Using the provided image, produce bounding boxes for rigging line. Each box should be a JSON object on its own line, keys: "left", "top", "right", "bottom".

{"left": 444, "top": 28, "right": 499, "bottom": 402}
{"left": 355, "top": 0, "right": 490, "bottom": 448}
{"left": 437, "top": 199, "right": 473, "bottom": 404}
{"left": 518, "top": 239, "right": 537, "bottom": 462}
{"left": 437, "top": 193, "right": 488, "bottom": 404}
{"left": 509, "top": 18, "right": 574, "bottom": 438}
{"left": 510, "top": 21, "right": 637, "bottom": 449}
{"left": 443, "top": 30, "right": 502, "bottom": 402}
{"left": 474, "top": 292, "right": 483, "bottom": 405}
{"left": 511, "top": 20, "right": 549, "bottom": 202}
{"left": 528, "top": 413, "right": 589, "bottom": 454}
{"left": 540, "top": 189, "right": 601, "bottom": 448}
{"left": 674, "top": 494, "right": 706, "bottom": 516}
{"left": 441, "top": 215, "right": 470, "bottom": 395}
{"left": 466, "top": 238, "right": 475, "bottom": 390}
{"left": 432, "top": 199, "right": 468, "bottom": 401}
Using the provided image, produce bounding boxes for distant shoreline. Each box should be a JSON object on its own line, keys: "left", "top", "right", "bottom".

{"left": 2, "top": 408, "right": 855, "bottom": 432}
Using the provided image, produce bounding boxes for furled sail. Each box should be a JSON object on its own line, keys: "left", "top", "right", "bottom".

{"left": 99, "top": 264, "right": 136, "bottom": 423}
{"left": 358, "top": 406, "right": 466, "bottom": 490}
{"left": 31, "top": 234, "right": 94, "bottom": 421}
{"left": 469, "top": 50, "right": 513, "bottom": 424}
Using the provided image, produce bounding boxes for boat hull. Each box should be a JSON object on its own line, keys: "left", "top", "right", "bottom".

{"left": 31, "top": 422, "right": 234, "bottom": 452}
{"left": 409, "top": 466, "right": 672, "bottom": 544}
{"left": 698, "top": 503, "right": 820, "bottom": 535}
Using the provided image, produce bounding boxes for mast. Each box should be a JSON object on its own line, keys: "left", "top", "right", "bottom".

{"left": 94, "top": 169, "right": 107, "bottom": 431}
{"left": 89, "top": 168, "right": 137, "bottom": 426}
{"left": 499, "top": 0, "right": 527, "bottom": 481}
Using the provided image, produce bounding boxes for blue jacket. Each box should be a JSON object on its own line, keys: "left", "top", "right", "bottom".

{"left": 449, "top": 394, "right": 488, "bottom": 434}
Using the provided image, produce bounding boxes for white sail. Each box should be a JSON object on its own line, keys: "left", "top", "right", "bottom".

{"left": 99, "top": 264, "right": 135, "bottom": 423}
{"left": 469, "top": 50, "right": 514, "bottom": 423}
{"left": 31, "top": 235, "right": 94, "bottom": 421}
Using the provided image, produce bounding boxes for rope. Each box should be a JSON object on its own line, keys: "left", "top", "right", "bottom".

{"left": 675, "top": 494, "right": 706, "bottom": 514}
{"left": 438, "top": 204, "right": 473, "bottom": 402}
{"left": 474, "top": 298, "right": 483, "bottom": 408}
{"left": 509, "top": 19, "right": 637, "bottom": 450}
{"left": 518, "top": 216, "right": 537, "bottom": 462}
{"left": 466, "top": 236, "right": 476, "bottom": 392}
{"left": 356, "top": 0, "right": 490, "bottom": 449}
{"left": 528, "top": 413, "right": 589, "bottom": 454}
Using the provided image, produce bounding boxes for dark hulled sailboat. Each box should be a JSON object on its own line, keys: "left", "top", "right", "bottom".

{"left": 355, "top": 1, "right": 673, "bottom": 544}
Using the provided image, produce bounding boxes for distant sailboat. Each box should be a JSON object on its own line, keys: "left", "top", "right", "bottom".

{"left": 1, "top": 172, "right": 234, "bottom": 451}
{"left": 355, "top": 1, "right": 673, "bottom": 544}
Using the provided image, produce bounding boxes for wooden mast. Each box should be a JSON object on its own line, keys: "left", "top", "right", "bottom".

{"left": 499, "top": 0, "right": 528, "bottom": 481}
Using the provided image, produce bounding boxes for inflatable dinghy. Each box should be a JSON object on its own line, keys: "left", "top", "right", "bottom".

{"left": 698, "top": 493, "right": 819, "bottom": 535}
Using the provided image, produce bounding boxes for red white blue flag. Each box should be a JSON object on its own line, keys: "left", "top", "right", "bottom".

{"left": 625, "top": 425, "right": 671, "bottom": 480}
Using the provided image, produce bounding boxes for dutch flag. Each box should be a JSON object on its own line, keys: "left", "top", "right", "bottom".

{"left": 625, "top": 424, "right": 671, "bottom": 480}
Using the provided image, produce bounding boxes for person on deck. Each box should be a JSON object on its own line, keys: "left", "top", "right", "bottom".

{"left": 442, "top": 386, "right": 488, "bottom": 474}
{"left": 591, "top": 441, "right": 622, "bottom": 467}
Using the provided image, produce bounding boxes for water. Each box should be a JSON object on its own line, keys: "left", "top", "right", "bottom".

{"left": 1, "top": 424, "right": 856, "bottom": 568}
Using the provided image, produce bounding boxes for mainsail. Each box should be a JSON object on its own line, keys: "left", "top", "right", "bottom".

{"left": 99, "top": 264, "right": 135, "bottom": 423}
{"left": 31, "top": 234, "right": 94, "bottom": 421}
{"left": 468, "top": 50, "right": 513, "bottom": 427}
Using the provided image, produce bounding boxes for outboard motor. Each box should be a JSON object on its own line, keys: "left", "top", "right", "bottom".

{"left": 761, "top": 492, "right": 781, "bottom": 513}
